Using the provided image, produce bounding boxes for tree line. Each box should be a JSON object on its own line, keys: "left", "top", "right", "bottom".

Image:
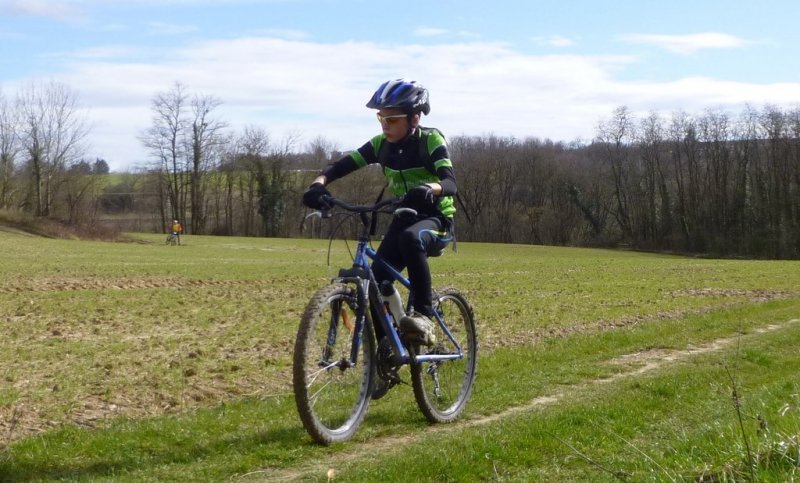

{"left": 1, "top": 81, "right": 798, "bottom": 258}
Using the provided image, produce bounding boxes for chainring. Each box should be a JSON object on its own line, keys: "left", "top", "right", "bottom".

{"left": 376, "top": 337, "right": 402, "bottom": 383}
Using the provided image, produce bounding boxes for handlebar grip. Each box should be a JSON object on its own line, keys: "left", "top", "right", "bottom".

{"left": 394, "top": 207, "right": 418, "bottom": 217}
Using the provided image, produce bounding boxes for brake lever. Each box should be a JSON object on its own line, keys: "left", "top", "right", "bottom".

{"left": 319, "top": 195, "right": 334, "bottom": 218}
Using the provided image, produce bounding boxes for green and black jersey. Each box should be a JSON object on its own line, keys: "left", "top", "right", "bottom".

{"left": 320, "top": 127, "right": 457, "bottom": 218}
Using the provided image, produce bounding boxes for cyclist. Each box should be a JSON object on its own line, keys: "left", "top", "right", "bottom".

{"left": 170, "top": 219, "right": 183, "bottom": 245}
{"left": 302, "top": 79, "right": 457, "bottom": 362}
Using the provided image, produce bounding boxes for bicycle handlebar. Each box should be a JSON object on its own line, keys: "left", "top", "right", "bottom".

{"left": 319, "top": 195, "right": 416, "bottom": 218}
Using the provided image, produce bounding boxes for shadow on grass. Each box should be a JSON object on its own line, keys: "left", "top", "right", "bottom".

{"left": 0, "top": 404, "right": 315, "bottom": 482}
{"left": 0, "top": 394, "right": 424, "bottom": 482}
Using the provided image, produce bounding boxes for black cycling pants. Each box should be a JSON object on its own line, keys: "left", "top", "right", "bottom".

{"left": 372, "top": 215, "right": 452, "bottom": 324}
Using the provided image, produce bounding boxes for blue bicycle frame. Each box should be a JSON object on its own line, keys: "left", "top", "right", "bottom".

{"left": 339, "top": 236, "right": 465, "bottom": 366}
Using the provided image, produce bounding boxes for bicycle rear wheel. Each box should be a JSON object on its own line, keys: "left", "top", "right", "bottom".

{"left": 411, "top": 287, "right": 477, "bottom": 423}
{"left": 293, "top": 283, "right": 375, "bottom": 444}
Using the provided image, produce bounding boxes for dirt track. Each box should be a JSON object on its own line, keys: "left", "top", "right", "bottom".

{"left": 243, "top": 318, "right": 799, "bottom": 481}
{"left": 0, "top": 277, "right": 271, "bottom": 293}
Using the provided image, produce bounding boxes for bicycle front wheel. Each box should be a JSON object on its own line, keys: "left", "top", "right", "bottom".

{"left": 293, "top": 283, "right": 375, "bottom": 444}
{"left": 411, "top": 287, "right": 478, "bottom": 423}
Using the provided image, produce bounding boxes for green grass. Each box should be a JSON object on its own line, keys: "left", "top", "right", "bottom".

{"left": 0, "top": 231, "right": 799, "bottom": 481}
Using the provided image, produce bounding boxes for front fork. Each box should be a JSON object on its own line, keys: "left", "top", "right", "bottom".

{"left": 320, "top": 278, "right": 370, "bottom": 368}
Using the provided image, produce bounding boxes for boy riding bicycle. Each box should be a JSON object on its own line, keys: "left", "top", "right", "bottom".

{"left": 302, "top": 79, "right": 458, "bottom": 395}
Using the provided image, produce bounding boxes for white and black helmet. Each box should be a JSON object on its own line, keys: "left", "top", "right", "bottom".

{"left": 366, "top": 79, "right": 430, "bottom": 115}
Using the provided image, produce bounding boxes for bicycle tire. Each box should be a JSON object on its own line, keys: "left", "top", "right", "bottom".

{"left": 411, "top": 287, "right": 477, "bottom": 423}
{"left": 293, "top": 283, "right": 375, "bottom": 444}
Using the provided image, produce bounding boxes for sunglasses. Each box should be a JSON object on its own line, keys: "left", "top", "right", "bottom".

{"left": 376, "top": 113, "right": 407, "bottom": 125}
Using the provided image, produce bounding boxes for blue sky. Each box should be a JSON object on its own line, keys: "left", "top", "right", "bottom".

{"left": 2, "top": 0, "right": 799, "bottom": 171}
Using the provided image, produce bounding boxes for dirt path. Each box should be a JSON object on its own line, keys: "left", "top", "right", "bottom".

{"left": 0, "top": 277, "right": 273, "bottom": 293}
{"left": 244, "top": 318, "right": 799, "bottom": 482}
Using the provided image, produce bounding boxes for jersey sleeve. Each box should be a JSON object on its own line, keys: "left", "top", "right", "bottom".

{"left": 319, "top": 136, "right": 382, "bottom": 184}
{"left": 427, "top": 132, "right": 457, "bottom": 196}
{"left": 436, "top": 164, "right": 457, "bottom": 196}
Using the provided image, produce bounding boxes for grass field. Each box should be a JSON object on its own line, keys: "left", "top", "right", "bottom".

{"left": 0, "top": 230, "right": 799, "bottom": 481}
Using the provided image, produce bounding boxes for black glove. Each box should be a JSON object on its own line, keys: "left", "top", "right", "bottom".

{"left": 402, "top": 185, "right": 436, "bottom": 212}
{"left": 302, "top": 182, "right": 331, "bottom": 210}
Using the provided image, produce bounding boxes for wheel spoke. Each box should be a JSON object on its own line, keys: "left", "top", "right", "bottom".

{"left": 293, "top": 284, "right": 374, "bottom": 444}
{"left": 308, "top": 380, "right": 332, "bottom": 408}
{"left": 306, "top": 360, "right": 339, "bottom": 385}
{"left": 411, "top": 289, "right": 477, "bottom": 423}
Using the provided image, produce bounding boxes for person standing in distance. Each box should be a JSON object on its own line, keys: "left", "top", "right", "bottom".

{"left": 170, "top": 219, "right": 183, "bottom": 245}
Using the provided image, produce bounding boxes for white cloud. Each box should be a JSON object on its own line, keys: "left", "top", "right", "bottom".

{"left": 619, "top": 32, "right": 748, "bottom": 55}
{"left": 0, "top": 0, "right": 80, "bottom": 19}
{"left": 9, "top": 35, "right": 799, "bottom": 170}
{"left": 415, "top": 27, "right": 481, "bottom": 40}
{"left": 68, "top": 45, "right": 141, "bottom": 59}
{"left": 251, "top": 28, "right": 310, "bottom": 41}
{"left": 0, "top": 0, "right": 289, "bottom": 22}
{"left": 549, "top": 36, "right": 574, "bottom": 47}
{"left": 533, "top": 35, "right": 575, "bottom": 48}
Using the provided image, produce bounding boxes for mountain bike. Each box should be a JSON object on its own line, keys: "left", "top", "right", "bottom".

{"left": 293, "top": 196, "right": 478, "bottom": 445}
{"left": 165, "top": 232, "right": 180, "bottom": 246}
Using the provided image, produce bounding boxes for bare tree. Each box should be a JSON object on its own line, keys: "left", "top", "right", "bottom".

{"left": 0, "top": 89, "right": 20, "bottom": 209}
{"left": 667, "top": 111, "right": 700, "bottom": 250}
{"left": 450, "top": 135, "right": 500, "bottom": 241}
{"left": 306, "top": 135, "right": 340, "bottom": 166}
{"left": 596, "top": 106, "right": 636, "bottom": 241}
{"left": 697, "top": 109, "right": 734, "bottom": 252}
{"left": 206, "top": 133, "right": 235, "bottom": 234}
{"left": 188, "top": 93, "right": 227, "bottom": 233}
{"left": 62, "top": 162, "right": 102, "bottom": 224}
{"left": 259, "top": 133, "right": 299, "bottom": 237}
{"left": 16, "top": 81, "right": 90, "bottom": 217}
{"left": 140, "top": 82, "right": 189, "bottom": 229}
{"left": 561, "top": 150, "right": 613, "bottom": 244}
{"left": 230, "top": 126, "right": 270, "bottom": 235}
{"left": 759, "top": 105, "right": 796, "bottom": 255}
{"left": 637, "top": 111, "right": 671, "bottom": 247}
